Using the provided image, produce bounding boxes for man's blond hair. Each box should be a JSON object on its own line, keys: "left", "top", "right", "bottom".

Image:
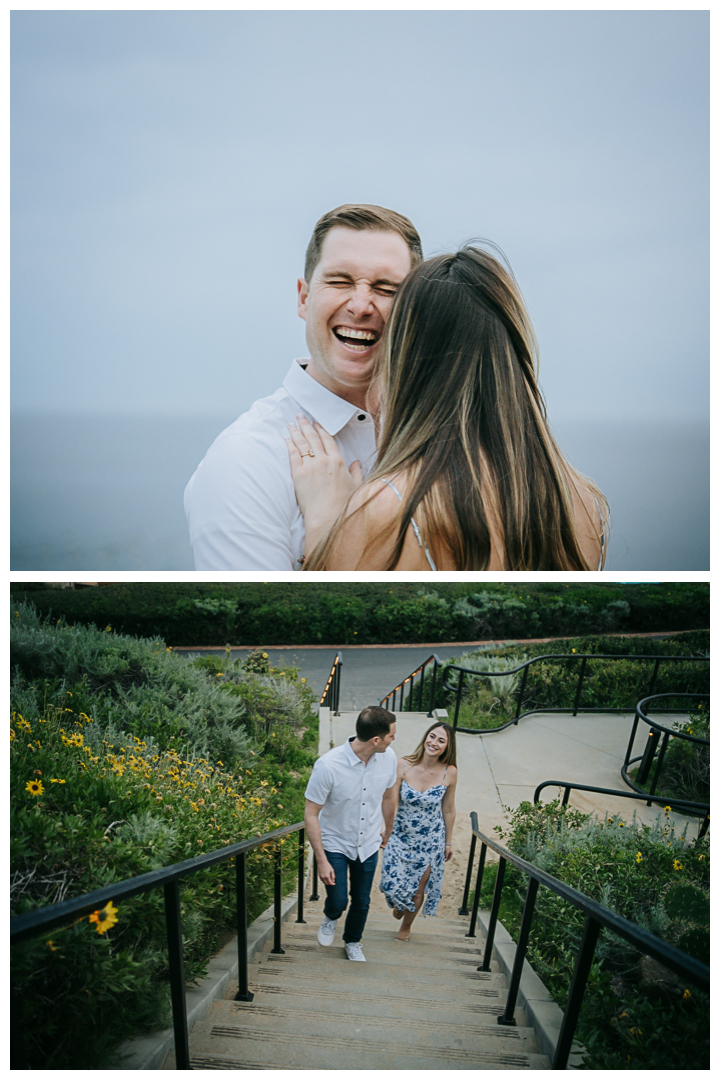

{"left": 304, "top": 204, "right": 423, "bottom": 283}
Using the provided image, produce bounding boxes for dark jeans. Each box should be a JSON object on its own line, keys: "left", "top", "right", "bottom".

{"left": 323, "top": 849, "right": 378, "bottom": 944}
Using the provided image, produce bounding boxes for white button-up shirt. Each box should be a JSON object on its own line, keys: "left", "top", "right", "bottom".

{"left": 184, "top": 360, "right": 377, "bottom": 570}
{"left": 304, "top": 738, "right": 398, "bottom": 862}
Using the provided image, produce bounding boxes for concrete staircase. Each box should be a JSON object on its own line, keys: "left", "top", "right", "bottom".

{"left": 165, "top": 904, "right": 550, "bottom": 1070}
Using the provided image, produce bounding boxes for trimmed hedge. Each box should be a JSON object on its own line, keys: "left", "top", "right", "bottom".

{"left": 9, "top": 582, "right": 709, "bottom": 646}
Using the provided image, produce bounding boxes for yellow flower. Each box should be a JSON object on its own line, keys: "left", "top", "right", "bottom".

{"left": 664, "top": 806, "right": 672, "bottom": 813}
{"left": 629, "top": 1027, "right": 642, "bottom": 1037}
{"left": 636, "top": 852, "right": 643, "bottom": 863}
{"left": 571, "top": 648, "right": 576, "bottom": 653}
{"left": 683, "top": 989, "right": 692, "bottom": 1001}
{"left": 50, "top": 778, "right": 66, "bottom": 784}
{"left": 25, "top": 779, "right": 44, "bottom": 796}
{"left": 260, "top": 780, "right": 269, "bottom": 787}
{"left": 301, "top": 678, "right": 306, "bottom": 683}
{"left": 262, "top": 652, "right": 268, "bottom": 659}
{"left": 105, "top": 625, "right": 112, "bottom": 632}
{"left": 673, "top": 859, "right": 683, "bottom": 871}
{"left": 47, "top": 939, "right": 57, "bottom": 951}
{"left": 89, "top": 901, "right": 119, "bottom": 934}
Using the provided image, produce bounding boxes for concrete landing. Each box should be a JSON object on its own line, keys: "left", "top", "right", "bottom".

{"left": 167, "top": 907, "right": 550, "bottom": 1070}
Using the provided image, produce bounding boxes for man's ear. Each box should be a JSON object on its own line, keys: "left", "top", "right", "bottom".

{"left": 297, "top": 278, "right": 309, "bottom": 321}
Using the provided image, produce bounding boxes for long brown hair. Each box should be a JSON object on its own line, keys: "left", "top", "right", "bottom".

{"left": 305, "top": 244, "right": 607, "bottom": 570}
{"left": 404, "top": 722, "right": 457, "bottom": 769}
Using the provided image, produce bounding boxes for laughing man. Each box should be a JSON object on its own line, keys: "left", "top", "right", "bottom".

{"left": 184, "top": 204, "right": 423, "bottom": 570}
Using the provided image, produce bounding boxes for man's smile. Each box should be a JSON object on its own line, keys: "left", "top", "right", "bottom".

{"left": 332, "top": 325, "right": 380, "bottom": 353}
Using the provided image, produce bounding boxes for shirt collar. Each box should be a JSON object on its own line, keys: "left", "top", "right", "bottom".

{"left": 283, "top": 359, "right": 360, "bottom": 437}
{"left": 343, "top": 736, "right": 366, "bottom": 766}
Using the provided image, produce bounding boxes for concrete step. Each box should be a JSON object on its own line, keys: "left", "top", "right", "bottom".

{"left": 225, "top": 976, "right": 524, "bottom": 1023}
{"left": 255, "top": 954, "right": 505, "bottom": 989}
{"left": 213, "top": 991, "right": 527, "bottom": 1028}
{"left": 183, "top": 1016, "right": 549, "bottom": 1070}
{"left": 277, "top": 939, "right": 490, "bottom": 973}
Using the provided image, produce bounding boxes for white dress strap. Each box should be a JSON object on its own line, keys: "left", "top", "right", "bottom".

{"left": 380, "top": 479, "right": 438, "bottom": 571}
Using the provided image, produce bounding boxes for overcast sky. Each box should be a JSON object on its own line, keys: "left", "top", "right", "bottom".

{"left": 11, "top": 9, "right": 708, "bottom": 422}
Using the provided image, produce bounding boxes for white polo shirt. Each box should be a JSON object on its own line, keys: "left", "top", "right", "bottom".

{"left": 305, "top": 738, "right": 398, "bottom": 863}
{"left": 184, "top": 360, "right": 377, "bottom": 570}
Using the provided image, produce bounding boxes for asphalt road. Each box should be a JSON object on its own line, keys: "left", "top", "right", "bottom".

{"left": 180, "top": 645, "right": 495, "bottom": 710}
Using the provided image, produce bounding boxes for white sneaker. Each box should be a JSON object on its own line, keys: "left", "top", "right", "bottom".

{"left": 317, "top": 916, "right": 337, "bottom": 946}
{"left": 345, "top": 942, "right": 366, "bottom": 962}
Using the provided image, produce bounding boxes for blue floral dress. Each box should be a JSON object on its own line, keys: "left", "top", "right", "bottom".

{"left": 379, "top": 772, "right": 447, "bottom": 917}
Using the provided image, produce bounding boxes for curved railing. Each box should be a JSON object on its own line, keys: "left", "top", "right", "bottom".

{"left": 379, "top": 653, "right": 442, "bottom": 716}
{"left": 440, "top": 652, "right": 709, "bottom": 733}
{"left": 11, "top": 821, "right": 308, "bottom": 1070}
{"left": 458, "top": 813, "right": 709, "bottom": 1070}
{"left": 532, "top": 780, "right": 709, "bottom": 839}
{"left": 319, "top": 651, "right": 342, "bottom": 715}
{"left": 621, "top": 692, "right": 709, "bottom": 814}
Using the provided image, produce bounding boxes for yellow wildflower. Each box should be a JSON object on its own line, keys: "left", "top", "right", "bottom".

{"left": 50, "top": 779, "right": 66, "bottom": 784}
{"left": 683, "top": 989, "right": 692, "bottom": 1001}
{"left": 25, "top": 779, "right": 44, "bottom": 796}
{"left": 89, "top": 901, "right": 119, "bottom": 934}
{"left": 673, "top": 859, "right": 683, "bottom": 871}
{"left": 636, "top": 852, "right": 643, "bottom": 863}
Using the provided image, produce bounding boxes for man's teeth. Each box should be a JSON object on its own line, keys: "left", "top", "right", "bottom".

{"left": 334, "top": 327, "right": 378, "bottom": 346}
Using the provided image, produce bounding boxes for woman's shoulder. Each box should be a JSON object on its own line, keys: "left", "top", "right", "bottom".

{"left": 568, "top": 471, "right": 606, "bottom": 568}
{"left": 348, "top": 474, "right": 407, "bottom": 517}
{"left": 444, "top": 764, "right": 458, "bottom": 781}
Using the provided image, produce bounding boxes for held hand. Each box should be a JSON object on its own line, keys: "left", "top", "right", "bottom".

{"left": 380, "top": 828, "right": 392, "bottom": 849}
{"left": 317, "top": 858, "right": 336, "bottom": 886}
{"left": 285, "top": 416, "right": 362, "bottom": 542}
{"left": 444, "top": 843, "right": 453, "bottom": 862}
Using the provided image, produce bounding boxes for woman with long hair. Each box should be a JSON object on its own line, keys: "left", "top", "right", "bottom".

{"left": 286, "top": 244, "right": 607, "bottom": 570}
{"left": 379, "top": 722, "right": 457, "bottom": 941}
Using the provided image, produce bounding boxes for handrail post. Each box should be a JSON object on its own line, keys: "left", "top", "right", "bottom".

{"left": 467, "top": 842, "right": 486, "bottom": 938}
{"left": 481, "top": 857, "right": 506, "bottom": 971}
{"left": 552, "top": 914, "right": 601, "bottom": 1069}
{"left": 164, "top": 880, "right": 191, "bottom": 1070}
{"left": 453, "top": 669, "right": 464, "bottom": 730}
{"left": 648, "top": 731, "right": 670, "bottom": 806}
{"left": 409, "top": 672, "right": 415, "bottom": 710}
{"left": 515, "top": 663, "right": 529, "bottom": 723}
{"left": 271, "top": 846, "right": 285, "bottom": 954}
{"left": 624, "top": 712, "right": 640, "bottom": 769}
{"left": 419, "top": 663, "right": 425, "bottom": 714}
{"left": 647, "top": 657, "right": 661, "bottom": 698}
{"left": 572, "top": 656, "right": 587, "bottom": 717}
{"left": 309, "top": 850, "right": 320, "bottom": 901}
{"left": 296, "top": 829, "right": 306, "bottom": 923}
{"left": 335, "top": 654, "right": 342, "bottom": 715}
{"left": 459, "top": 833, "right": 477, "bottom": 915}
{"left": 498, "top": 876, "right": 539, "bottom": 1026}
{"left": 429, "top": 658, "right": 438, "bottom": 716}
{"left": 234, "top": 852, "right": 254, "bottom": 1002}
{"left": 562, "top": 786, "right": 571, "bottom": 807}
{"left": 399, "top": 678, "right": 405, "bottom": 711}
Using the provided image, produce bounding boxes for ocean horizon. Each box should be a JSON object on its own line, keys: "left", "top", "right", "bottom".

{"left": 10, "top": 413, "right": 709, "bottom": 572}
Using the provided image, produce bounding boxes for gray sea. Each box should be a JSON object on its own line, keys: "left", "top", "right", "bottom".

{"left": 10, "top": 414, "right": 709, "bottom": 571}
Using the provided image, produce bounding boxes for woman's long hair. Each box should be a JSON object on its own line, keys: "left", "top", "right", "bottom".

{"left": 306, "top": 244, "right": 606, "bottom": 570}
{"left": 404, "top": 722, "right": 457, "bottom": 769}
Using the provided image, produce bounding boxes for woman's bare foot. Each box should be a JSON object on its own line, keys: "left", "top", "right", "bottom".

{"left": 395, "top": 928, "right": 411, "bottom": 941}
{"left": 392, "top": 907, "right": 404, "bottom": 920}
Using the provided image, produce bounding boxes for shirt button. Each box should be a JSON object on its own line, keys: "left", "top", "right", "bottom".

{"left": 357, "top": 413, "right": 366, "bottom": 421}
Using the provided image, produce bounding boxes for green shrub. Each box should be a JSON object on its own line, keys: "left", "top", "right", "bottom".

{"left": 476, "top": 801, "right": 709, "bottom": 1069}
{"left": 9, "top": 582, "right": 709, "bottom": 646}
{"left": 10, "top": 603, "right": 317, "bottom": 1069}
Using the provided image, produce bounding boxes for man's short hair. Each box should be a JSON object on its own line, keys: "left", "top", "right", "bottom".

{"left": 356, "top": 705, "right": 396, "bottom": 742}
{"left": 304, "top": 204, "right": 423, "bottom": 284}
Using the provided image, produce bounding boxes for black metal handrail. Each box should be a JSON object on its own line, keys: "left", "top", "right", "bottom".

{"left": 319, "top": 651, "right": 342, "bottom": 715}
{"left": 11, "top": 820, "right": 308, "bottom": 1070}
{"left": 441, "top": 652, "right": 709, "bottom": 733}
{"left": 622, "top": 693, "right": 709, "bottom": 811}
{"left": 532, "top": 780, "right": 709, "bottom": 839}
{"left": 458, "top": 812, "right": 709, "bottom": 1070}
{"left": 379, "top": 653, "right": 442, "bottom": 716}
